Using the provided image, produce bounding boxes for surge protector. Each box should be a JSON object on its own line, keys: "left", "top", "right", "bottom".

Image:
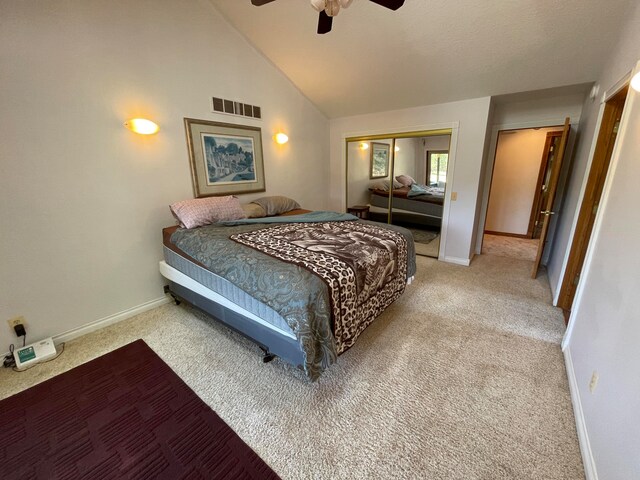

{"left": 14, "top": 337, "right": 57, "bottom": 370}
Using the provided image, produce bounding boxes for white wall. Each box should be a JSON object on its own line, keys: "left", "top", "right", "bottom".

{"left": 0, "top": 0, "right": 329, "bottom": 343}
{"left": 561, "top": 4, "right": 640, "bottom": 479}
{"left": 547, "top": 6, "right": 640, "bottom": 299}
{"left": 423, "top": 135, "right": 451, "bottom": 151}
{"left": 393, "top": 138, "right": 418, "bottom": 181}
{"left": 485, "top": 127, "right": 560, "bottom": 235}
{"left": 566, "top": 77, "right": 640, "bottom": 480}
{"left": 346, "top": 139, "right": 394, "bottom": 207}
{"left": 329, "top": 97, "right": 491, "bottom": 263}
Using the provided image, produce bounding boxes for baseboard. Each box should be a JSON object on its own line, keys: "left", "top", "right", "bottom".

{"left": 564, "top": 346, "right": 598, "bottom": 480}
{"left": 53, "top": 296, "right": 171, "bottom": 345}
{"left": 2, "top": 296, "right": 171, "bottom": 359}
{"left": 484, "top": 230, "right": 531, "bottom": 239}
{"left": 443, "top": 256, "right": 471, "bottom": 266}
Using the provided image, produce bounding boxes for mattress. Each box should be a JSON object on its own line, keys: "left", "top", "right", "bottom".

{"left": 162, "top": 230, "right": 294, "bottom": 336}
{"left": 370, "top": 191, "right": 443, "bottom": 217}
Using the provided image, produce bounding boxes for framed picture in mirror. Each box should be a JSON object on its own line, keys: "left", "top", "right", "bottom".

{"left": 370, "top": 142, "right": 390, "bottom": 179}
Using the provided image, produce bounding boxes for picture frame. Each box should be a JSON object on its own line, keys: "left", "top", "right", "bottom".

{"left": 184, "top": 118, "right": 266, "bottom": 197}
{"left": 370, "top": 142, "right": 390, "bottom": 179}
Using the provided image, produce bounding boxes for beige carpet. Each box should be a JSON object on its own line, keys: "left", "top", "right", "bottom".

{"left": 0, "top": 255, "right": 583, "bottom": 479}
{"left": 482, "top": 234, "right": 539, "bottom": 262}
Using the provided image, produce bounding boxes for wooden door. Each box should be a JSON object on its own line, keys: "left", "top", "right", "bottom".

{"left": 531, "top": 118, "right": 571, "bottom": 278}
{"left": 528, "top": 131, "right": 564, "bottom": 239}
{"left": 557, "top": 86, "right": 628, "bottom": 315}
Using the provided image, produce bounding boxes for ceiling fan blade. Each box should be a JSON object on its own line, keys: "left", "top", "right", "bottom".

{"left": 251, "top": 0, "right": 277, "bottom": 6}
{"left": 368, "top": 0, "right": 405, "bottom": 10}
{"left": 317, "top": 11, "right": 333, "bottom": 34}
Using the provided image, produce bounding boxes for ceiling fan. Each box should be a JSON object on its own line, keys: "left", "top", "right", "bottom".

{"left": 251, "top": 0, "right": 405, "bottom": 34}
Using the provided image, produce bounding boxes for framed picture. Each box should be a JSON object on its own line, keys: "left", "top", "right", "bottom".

{"left": 184, "top": 118, "right": 266, "bottom": 197}
{"left": 370, "top": 142, "right": 390, "bottom": 179}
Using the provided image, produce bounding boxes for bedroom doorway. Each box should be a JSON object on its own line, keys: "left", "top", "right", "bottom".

{"left": 481, "top": 123, "right": 567, "bottom": 263}
{"left": 345, "top": 130, "right": 452, "bottom": 259}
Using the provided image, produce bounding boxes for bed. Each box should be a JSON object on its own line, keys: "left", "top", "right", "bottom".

{"left": 369, "top": 186, "right": 444, "bottom": 227}
{"left": 160, "top": 208, "right": 416, "bottom": 381}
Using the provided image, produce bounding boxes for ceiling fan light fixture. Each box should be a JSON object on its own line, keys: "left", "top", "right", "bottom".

{"left": 310, "top": 0, "right": 326, "bottom": 13}
{"left": 325, "top": 0, "right": 341, "bottom": 17}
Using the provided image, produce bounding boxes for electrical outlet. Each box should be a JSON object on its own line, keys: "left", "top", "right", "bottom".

{"left": 7, "top": 316, "right": 26, "bottom": 329}
{"left": 589, "top": 371, "right": 599, "bottom": 393}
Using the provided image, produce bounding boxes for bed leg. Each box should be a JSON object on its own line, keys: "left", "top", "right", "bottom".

{"left": 259, "top": 346, "right": 276, "bottom": 363}
{"left": 163, "top": 285, "right": 181, "bottom": 306}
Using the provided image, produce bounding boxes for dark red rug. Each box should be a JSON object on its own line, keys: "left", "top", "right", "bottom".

{"left": 0, "top": 339, "right": 281, "bottom": 480}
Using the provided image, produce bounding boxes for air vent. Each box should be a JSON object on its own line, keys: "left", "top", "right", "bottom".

{"left": 211, "top": 97, "right": 262, "bottom": 120}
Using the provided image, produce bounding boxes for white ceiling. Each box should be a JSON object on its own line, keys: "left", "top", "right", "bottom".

{"left": 210, "top": 0, "right": 633, "bottom": 118}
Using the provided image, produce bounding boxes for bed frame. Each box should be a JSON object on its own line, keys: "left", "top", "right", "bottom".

{"left": 369, "top": 190, "right": 443, "bottom": 228}
{"left": 160, "top": 261, "right": 306, "bottom": 369}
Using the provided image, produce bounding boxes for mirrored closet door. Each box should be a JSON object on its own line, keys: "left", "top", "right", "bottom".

{"left": 346, "top": 132, "right": 451, "bottom": 258}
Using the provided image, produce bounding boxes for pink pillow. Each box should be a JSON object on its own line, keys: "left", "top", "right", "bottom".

{"left": 170, "top": 196, "right": 246, "bottom": 229}
{"left": 395, "top": 174, "right": 416, "bottom": 187}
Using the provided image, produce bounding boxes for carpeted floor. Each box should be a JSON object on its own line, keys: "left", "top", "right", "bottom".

{"left": 0, "top": 340, "right": 280, "bottom": 479}
{"left": 409, "top": 228, "right": 440, "bottom": 258}
{"left": 408, "top": 228, "right": 439, "bottom": 245}
{"left": 0, "top": 255, "right": 583, "bottom": 479}
{"left": 482, "top": 233, "right": 540, "bottom": 261}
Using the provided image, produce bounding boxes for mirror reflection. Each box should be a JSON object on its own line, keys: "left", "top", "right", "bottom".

{"left": 347, "top": 134, "right": 451, "bottom": 258}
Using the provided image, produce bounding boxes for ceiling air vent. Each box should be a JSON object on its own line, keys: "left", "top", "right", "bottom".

{"left": 211, "top": 97, "right": 262, "bottom": 120}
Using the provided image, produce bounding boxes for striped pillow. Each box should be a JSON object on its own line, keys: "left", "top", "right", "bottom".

{"left": 170, "top": 196, "right": 246, "bottom": 229}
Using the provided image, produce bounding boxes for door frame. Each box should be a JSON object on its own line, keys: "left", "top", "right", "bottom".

{"left": 531, "top": 118, "right": 571, "bottom": 279}
{"left": 476, "top": 121, "right": 568, "bottom": 254}
{"left": 562, "top": 63, "right": 639, "bottom": 350}
{"left": 556, "top": 86, "right": 627, "bottom": 317}
{"left": 553, "top": 75, "right": 632, "bottom": 306}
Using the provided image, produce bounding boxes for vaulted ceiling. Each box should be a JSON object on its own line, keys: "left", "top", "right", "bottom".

{"left": 209, "top": 0, "right": 633, "bottom": 118}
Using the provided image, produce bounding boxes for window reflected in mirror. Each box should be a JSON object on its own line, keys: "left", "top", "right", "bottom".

{"left": 428, "top": 151, "right": 448, "bottom": 187}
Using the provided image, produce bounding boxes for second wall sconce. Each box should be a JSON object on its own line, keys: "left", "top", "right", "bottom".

{"left": 124, "top": 118, "right": 159, "bottom": 135}
{"left": 274, "top": 132, "right": 289, "bottom": 144}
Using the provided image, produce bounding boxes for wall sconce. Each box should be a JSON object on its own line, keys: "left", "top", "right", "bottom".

{"left": 274, "top": 132, "right": 289, "bottom": 144}
{"left": 394, "top": 146, "right": 400, "bottom": 152}
{"left": 124, "top": 118, "right": 159, "bottom": 135}
{"left": 360, "top": 142, "right": 369, "bottom": 150}
{"left": 631, "top": 72, "right": 640, "bottom": 92}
